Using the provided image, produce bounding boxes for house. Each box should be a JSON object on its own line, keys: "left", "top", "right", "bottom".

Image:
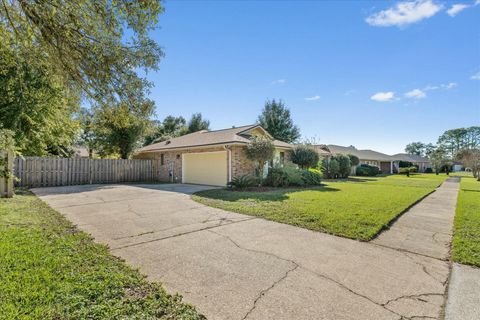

{"left": 133, "top": 124, "right": 294, "bottom": 186}
{"left": 391, "top": 153, "right": 432, "bottom": 172}
{"left": 320, "top": 145, "right": 397, "bottom": 174}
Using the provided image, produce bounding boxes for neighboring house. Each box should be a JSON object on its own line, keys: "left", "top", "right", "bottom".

{"left": 133, "top": 124, "right": 293, "bottom": 186}
{"left": 321, "top": 144, "right": 397, "bottom": 174}
{"left": 391, "top": 153, "right": 432, "bottom": 172}
{"left": 452, "top": 162, "right": 463, "bottom": 172}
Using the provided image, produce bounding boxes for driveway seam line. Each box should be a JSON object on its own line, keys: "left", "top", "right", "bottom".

{"left": 110, "top": 217, "right": 258, "bottom": 250}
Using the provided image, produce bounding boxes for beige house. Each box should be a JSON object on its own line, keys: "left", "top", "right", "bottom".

{"left": 318, "top": 145, "right": 397, "bottom": 174}
{"left": 392, "top": 153, "right": 432, "bottom": 172}
{"left": 134, "top": 124, "right": 293, "bottom": 186}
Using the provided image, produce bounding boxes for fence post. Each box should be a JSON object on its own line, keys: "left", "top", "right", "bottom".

{"left": 0, "top": 150, "right": 14, "bottom": 198}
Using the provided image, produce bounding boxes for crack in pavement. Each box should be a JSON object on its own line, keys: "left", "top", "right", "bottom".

{"left": 242, "top": 264, "right": 299, "bottom": 320}
{"left": 111, "top": 217, "right": 258, "bottom": 250}
{"left": 207, "top": 230, "right": 412, "bottom": 319}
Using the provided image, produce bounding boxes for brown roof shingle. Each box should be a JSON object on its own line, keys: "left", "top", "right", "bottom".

{"left": 137, "top": 124, "right": 293, "bottom": 153}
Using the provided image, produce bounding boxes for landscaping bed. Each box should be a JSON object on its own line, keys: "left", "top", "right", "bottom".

{"left": 452, "top": 175, "right": 480, "bottom": 267}
{"left": 0, "top": 190, "right": 204, "bottom": 320}
{"left": 193, "top": 174, "right": 448, "bottom": 241}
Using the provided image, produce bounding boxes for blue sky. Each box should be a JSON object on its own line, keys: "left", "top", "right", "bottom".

{"left": 144, "top": 0, "right": 480, "bottom": 154}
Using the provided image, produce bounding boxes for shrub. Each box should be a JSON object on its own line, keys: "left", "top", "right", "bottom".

{"left": 291, "top": 145, "right": 319, "bottom": 169}
{"left": 302, "top": 168, "right": 322, "bottom": 185}
{"left": 348, "top": 154, "right": 360, "bottom": 166}
{"left": 356, "top": 164, "right": 380, "bottom": 176}
{"left": 398, "top": 166, "right": 417, "bottom": 175}
{"left": 399, "top": 160, "right": 413, "bottom": 168}
{"left": 321, "top": 157, "right": 340, "bottom": 179}
{"left": 336, "top": 154, "right": 351, "bottom": 178}
{"left": 228, "top": 175, "right": 257, "bottom": 189}
{"left": 264, "top": 165, "right": 305, "bottom": 187}
{"left": 409, "top": 166, "right": 418, "bottom": 173}
{"left": 425, "top": 167, "right": 433, "bottom": 173}
{"left": 245, "top": 137, "right": 275, "bottom": 177}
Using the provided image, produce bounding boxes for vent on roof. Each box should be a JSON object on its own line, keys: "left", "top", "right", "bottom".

{"left": 165, "top": 140, "right": 171, "bottom": 145}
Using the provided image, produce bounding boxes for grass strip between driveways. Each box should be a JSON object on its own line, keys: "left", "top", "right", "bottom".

{"left": 193, "top": 174, "right": 448, "bottom": 241}
{"left": 451, "top": 175, "right": 480, "bottom": 267}
{"left": 0, "top": 190, "right": 205, "bottom": 320}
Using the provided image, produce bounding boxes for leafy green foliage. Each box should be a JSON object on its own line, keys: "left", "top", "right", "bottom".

{"left": 301, "top": 168, "right": 322, "bottom": 186}
{"left": 193, "top": 174, "right": 448, "bottom": 240}
{"left": 228, "top": 175, "right": 257, "bottom": 190}
{"left": 93, "top": 100, "right": 154, "bottom": 159}
{"left": 452, "top": 176, "right": 480, "bottom": 267}
{"left": 321, "top": 157, "right": 340, "bottom": 179}
{"left": 356, "top": 164, "right": 380, "bottom": 176}
{"left": 257, "top": 99, "right": 300, "bottom": 143}
{"left": 264, "top": 164, "right": 305, "bottom": 187}
{"left": 336, "top": 154, "right": 351, "bottom": 178}
{"left": 0, "top": 191, "right": 205, "bottom": 319}
{"left": 291, "top": 145, "right": 319, "bottom": 169}
{"left": 0, "top": 26, "right": 79, "bottom": 156}
{"left": 0, "top": 0, "right": 164, "bottom": 104}
{"left": 144, "top": 116, "right": 187, "bottom": 145}
{"left": 245, "top": 137, "right": 275, "bottom": 177}
{"left": 186, "top": 113, "right": 210, "bottom": 134}
{"left": 348, "top": 154, "right": 360, "bottom": 166}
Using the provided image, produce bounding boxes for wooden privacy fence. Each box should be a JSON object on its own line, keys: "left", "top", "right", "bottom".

{"left": 14, "top": 157, "right": 161, "bottom": 188}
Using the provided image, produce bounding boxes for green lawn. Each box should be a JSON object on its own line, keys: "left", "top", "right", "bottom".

{"left": 452, "top": 174, "right": 480, "bottom": 267}
{"left": 0, "top": 190, "right": 204, "bottom": 320}
{"left": 193, "top": 174, "right": 448, "bottom": 241}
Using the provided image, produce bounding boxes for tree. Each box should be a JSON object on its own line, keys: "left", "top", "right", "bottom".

{"left": 321, "top": 157, "right": 340, "bottom": 179}
{"left": 457, "top": 149, "right": 480, "bottom": 180}
{"left": 0, "top": 26, "right": 79, "bottom": 156}
{"left": 245, "top": 137, "right": 275, "bottom": 178}
{"left": 348, "top": 154, "right": 360, "bottom": 166}
{"left": 257, "top": 99, "right": 300, "bottom": 143}
{"left": 405, "top": 142, "right": 426, "bottom": 156}
{"left": 436, "top": 127, "right": 480, "bottom": 158}
{"left": 78, "top": 108, "right": 97, "bottom": 158}
{"left": 291, "top": 145, "right": 319, "bottom": 169}
{"left": 144, "top": 116, "right": 187, "bottom": 145}
{"left": 187, "top": 113, "right": 210, "bottom": 133}
{"left": 429, "top": 147, "right": 449, "bottom": 175}
{"left": 1, "top": 0, "right": 163, "bottom": 105}
{"left": 94, "top": 99, "right": 154, "bottom": 159}
{"left": 335, "top": 154, "right": 351, "bottom": 178}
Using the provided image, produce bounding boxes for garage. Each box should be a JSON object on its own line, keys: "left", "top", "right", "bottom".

{"left": 182, "top": 151, "right": 228, "bottom": 186}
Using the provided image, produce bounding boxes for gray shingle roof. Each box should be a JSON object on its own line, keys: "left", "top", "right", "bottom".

{"left": 137, "top": 124, "right": 294, "bottom": 153}
{"left": 392, "top": 153, "right": 430, "bottom": 163}
{"left": 327, "top": 145, "right": 394, "bottom": 161}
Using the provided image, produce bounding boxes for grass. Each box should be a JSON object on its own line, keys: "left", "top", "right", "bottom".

{"left": 0, "top": 190, "right": 204, "bottom": 320}
{"left": 452, "top": 174, "right": 480, "bottom": 267}
{"left": 193, "top": 173, "right": 448, "bottom": 241}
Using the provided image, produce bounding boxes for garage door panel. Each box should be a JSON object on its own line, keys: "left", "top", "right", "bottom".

{"left": 183, "top": 152, "right": 228, "bottom": 186}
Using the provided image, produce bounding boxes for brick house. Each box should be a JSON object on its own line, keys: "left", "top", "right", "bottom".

{"left": 133, "top": 124, "right": 293, "bottom": 186}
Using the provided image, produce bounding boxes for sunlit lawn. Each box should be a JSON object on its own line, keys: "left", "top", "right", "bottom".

{"left": 452, "top": 174, "right": 480, "bottom": 267}
{"left": 193, "top": 173, "right": 448, "bottom": 241}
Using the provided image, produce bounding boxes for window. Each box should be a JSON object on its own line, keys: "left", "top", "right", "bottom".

{"left": 279, "top": 152, "right": 285, "bottom": 165}
{"left": 160, "top": 154, "right": 164, "bottom": 165}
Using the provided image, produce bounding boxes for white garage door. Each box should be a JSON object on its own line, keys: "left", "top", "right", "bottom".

{"left": 182, "top": 151, "right": 228, "bottom": 186}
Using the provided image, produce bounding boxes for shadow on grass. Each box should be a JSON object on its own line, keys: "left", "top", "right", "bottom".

{"left": 194, "top": 186, "right": 340, "bottom": 202}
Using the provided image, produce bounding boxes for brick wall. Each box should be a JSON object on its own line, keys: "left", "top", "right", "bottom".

{"left": 134, "top": 145, "right": 292, "bottom": 183}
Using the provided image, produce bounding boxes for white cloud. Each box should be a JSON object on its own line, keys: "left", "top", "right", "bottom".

{"left": 344, "top": 89, "right": 357, "bottom": 96}
{"left": 471, "top": 71, "right": 480, "bottom": 80}
{"left": 366, "top": 0, "right": 443, "bottom": 27}
{"left": 447, "top": 4, "right": 470, "bottom": 16}
{"left": 371, "top": 91, "right": 395, "bottom": 102}
{"left": 442, "top": 82, "right": 457, "bottom": 89}
{"left": 271, "top": 79, "right": 286, "bottom": 85}
{"left": 405, "top": 88, "right": 427, "bottom": 99}
{"left": 305, "top": 95, "right": 321, "bottom": 101}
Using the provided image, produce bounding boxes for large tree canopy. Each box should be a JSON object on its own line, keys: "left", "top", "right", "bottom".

{"left": 437, "top": 126, "right": 480, "bottom": 158}
{"left": 257, "top": 99, "right": 300, "bottom": 143}
{"left": 1, "top": 0, "right": 163, "bottom": 104}
{"left": 0, "top": 25, "right": 79, "bottom": 156}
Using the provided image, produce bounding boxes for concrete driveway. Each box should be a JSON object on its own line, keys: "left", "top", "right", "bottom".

{"left": 34, "top": 183, "right": 451, "bottom": 320}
